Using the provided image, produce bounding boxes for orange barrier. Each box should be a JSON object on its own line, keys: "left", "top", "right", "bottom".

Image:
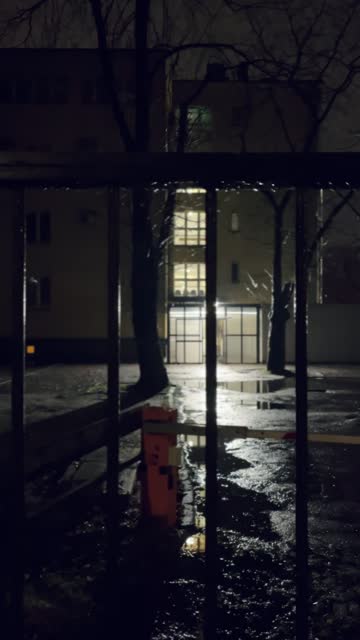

{"left": 140, "top": 406, "right": 179, "bottom": 527}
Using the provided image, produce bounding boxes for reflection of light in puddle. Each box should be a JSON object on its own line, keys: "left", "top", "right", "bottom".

{"left": 182, "top": 532, "right": 206, "bottom": 554}
{"left": 195, "top": 514, "right": 206, "bottom": 529}
{"left": 179, "top": 380, "right": 290, "bottom": 394}
{"left": 184, "top": 434, "right": 206, "bottom": 447}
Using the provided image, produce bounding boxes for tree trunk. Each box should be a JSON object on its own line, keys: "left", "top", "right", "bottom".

{"left": 120, "top": 0, "right": 169, "bottom": 405}
{"left": 123, "top": 187, "right": 169, "bottom": 406}
{"left": 267, "top": 280, "right": 294, "bottom": 374}
{"left": 267, "top": 206, "right": 294, "bottom": 374}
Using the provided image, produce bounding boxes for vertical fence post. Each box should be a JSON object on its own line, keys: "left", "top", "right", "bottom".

{"left": 107, "top": 185, "right": 121, "bottom": 577}
{"left": 295, "top": 188, "right": 309, "bottom": 640}
{"left": 11, "top": 187, "right": 26, "bottom": 639}
{"left": 204, "top": 187, "right": 218, "bottom": 639}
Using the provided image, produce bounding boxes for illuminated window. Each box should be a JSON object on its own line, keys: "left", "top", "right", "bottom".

{"left": 174, "top": 210, "right": 206, "bottom": 246}
{"left": 173, "top": 263, "right": 206, "bottom": 297}
{"left": 176, "top": 187, "right": 206, "bottom": 194}
{"left": 187, "top": 106, "right": 212, "bottom": 131}
{"left": 230, "top": 212, "right": 240, "bottom": 232}
{"left": 175, "top": 106, "right": 212, "bottom": 146}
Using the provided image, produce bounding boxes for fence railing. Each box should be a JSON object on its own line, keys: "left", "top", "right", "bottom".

{"left": 3, "top": 151, "right": 359, "bottom": 639}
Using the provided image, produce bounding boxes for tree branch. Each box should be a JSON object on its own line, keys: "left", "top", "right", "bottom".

{"left": 89, "top": 0, "right": 134, "bottom": 151}
{"left": 306, "top": 190, "right": 354, "bottom": 268}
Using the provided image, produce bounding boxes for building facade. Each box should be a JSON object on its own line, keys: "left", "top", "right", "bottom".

{"left": 166, "top": 71, "right": 318, "bottom": 364}
{"left": 0, "top": 48, "right": 168, "bottom": 363}
{"left": 0, "top": 53, "right": 318, "bottom": 365}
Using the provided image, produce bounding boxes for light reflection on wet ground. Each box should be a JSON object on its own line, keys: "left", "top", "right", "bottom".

{"left": 152, "top": 373, "right": 360, "bottom": 640}
{"left": 1, "top": 364, "right": 359, "bottom": 638}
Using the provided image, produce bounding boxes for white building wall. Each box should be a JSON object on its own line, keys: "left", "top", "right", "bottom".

{"left": 262, "top": 304, "right": 360, "bottom": 364}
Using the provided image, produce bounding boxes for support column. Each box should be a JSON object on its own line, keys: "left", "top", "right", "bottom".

{"left": 204, "top": 188, "right": 218, "bottom": 640}
{"left": 295, "top": 189, "right": 309, "bottom": 640}
{"left": 106, "top": 185, "right": 121, "bottom": 575}
{"left": 10, "top": 187, "right": 26, "bottom": 639}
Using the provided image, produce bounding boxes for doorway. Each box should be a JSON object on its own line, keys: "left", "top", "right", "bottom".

{"left": 168, "top": 304, "right": 260, "bottom": 364}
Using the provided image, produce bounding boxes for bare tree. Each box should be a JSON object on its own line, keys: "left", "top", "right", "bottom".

{"left": 1, "top": 0, "right": 237, "bottom": 403}
{"left": 4, "top": 0, "right": 358, "bottom": 383}
{"left": 225, "top": 0, "right": 360, "bottom": 373}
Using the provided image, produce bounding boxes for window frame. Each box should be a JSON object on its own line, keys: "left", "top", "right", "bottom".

{"left": 174, "top": 209, "right": 206, "bottom": 246}
{"left": 231, "top": 262, "right": 240, "bottom": 283}
{"left": 26, "top": 211, "right": 51, "bottom": 245}
{"left": 76, "top": 137, "right": 98, "bottom": 152}
{"left": 230, "top": 212, "right": 240, "bottom": 232}
{"left": 173, "top": 262, "right": 206, "bottom": 297}
{"left": 27, "top": 276, "right": 51, "bottom": 308}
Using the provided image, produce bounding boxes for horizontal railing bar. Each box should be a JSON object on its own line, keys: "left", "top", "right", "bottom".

{"left": 0, "top": 152, "right": 359, "bottom": 188}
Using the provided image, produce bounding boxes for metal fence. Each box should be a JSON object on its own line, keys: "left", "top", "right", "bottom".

{"left": 3, "top": 151, "right": 360, "bottom": 639}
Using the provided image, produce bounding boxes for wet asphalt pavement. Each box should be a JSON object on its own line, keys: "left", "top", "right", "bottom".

{"left": 1, "top": 363, "right": 360, "bottom": 638}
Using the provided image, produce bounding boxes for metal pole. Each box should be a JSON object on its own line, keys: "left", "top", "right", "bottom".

{"left": 295, "top": 189, "right": 309, "bottom": 640}
{"left": 106, "top": 185, "right": 121, "bottom": 576}
{"left": 10, "top": 187, "right": 26, "bottom": 639}
{"left": 204, "top": 188, "right": 218, "bottom": 640}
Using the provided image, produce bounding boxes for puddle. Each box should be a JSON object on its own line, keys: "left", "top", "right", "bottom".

{"left": 151, "top": 433, "right": 360, "bottom": 640}
{"left": 219, "top": 379, "right": 292, "bottom": 393}
{"left": 179, "top": 379, "right": 292, "bottom": 393}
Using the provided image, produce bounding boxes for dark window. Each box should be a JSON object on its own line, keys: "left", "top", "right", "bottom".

{"left": 81, "top": 79, "right": 94, "bottom": 103}
{"left": 0, "top": 137, "right": 15, "bottom": 151}
{"left": 81, "top": 77, "right": 110, "bottom": 104}
{"left": 40, "top": 211, "right": 51, "bottom": 243}
{"left": 27, "top": 277, "right": 51, "bottom": 307}
{"left": 231, "top": 262, "right": 239, "bottom": 283}
{"left": 0, "top": 77, "right": 13, "bottom": 103}
{"left": 96, "top": 77, "right": 110, "bottom": 103}
{"left": 232, "top": 106, "right": 244, "bottom": 126}
{"left": 40, "top": 277, "right": 51, "bottom": 306}
{"left": 15, "top": 77, "right": 32, "bottom": 103}
{"left": 79, "top": 209, "right": 97, "bottom": 225}
{"left": 26, "top": 213, "right": 37, "bottom": 244}
{"left": 27, "top": 278, "right": 37, "bottom": 307}
{"left": 77, "top": 137, "right": 98, "bottom": 152}
{"left": 231, "top": 104, "right": 251, "bottom": 128}
{"left": 36, "top": 77, "right": 50, "bottom": 103}
{"left": 53, "top": 77, "right": 69, "bottom": 103}
{"left": 27, "top": 211, "right": 51, "bottom": 244}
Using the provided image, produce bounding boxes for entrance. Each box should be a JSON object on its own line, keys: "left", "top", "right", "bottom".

{"left": 168, "top": 304, "right": 260, "bottom": 364}
{"left": 217, "top": 305, "right": 259, "bottom": 364}
{"left": 168, "top": 305, "right": 205, "bottom": 364}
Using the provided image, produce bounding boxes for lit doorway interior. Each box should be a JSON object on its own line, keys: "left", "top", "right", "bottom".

{"left": 168, "top": 304, "right": 260, "bottom": 364}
